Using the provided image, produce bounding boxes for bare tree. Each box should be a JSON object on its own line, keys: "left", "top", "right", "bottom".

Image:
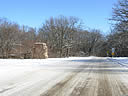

{"left": 0, "top": 19, "right": 20, "bottom": 58}
{"left": 74, "top": 29, "right": 105, "bottom": 56}
{"left": 108, "top": 0, "right": 128, "bottom": 57}
{"left": 38, "top": 16, "right": 82, "bottom": 57}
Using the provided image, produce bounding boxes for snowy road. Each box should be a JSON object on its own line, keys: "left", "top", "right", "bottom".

{"left": 0, "top": 57, "right": 128, "bottom": 96}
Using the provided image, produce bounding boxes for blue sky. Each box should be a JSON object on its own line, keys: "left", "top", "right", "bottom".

{"left": 0, "top": 0, "right": 117, "bottom": 34}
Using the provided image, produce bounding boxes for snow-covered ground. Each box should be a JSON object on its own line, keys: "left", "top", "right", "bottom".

{"left": 0, "top": 57, "right": 95, "bottom": 80}
{"left": 0, "top": 56, "right": 128, "bottom": 96}
{"left": 0, "top": 56, "right": 97, "bottom": 80}
{"left": 108, "top": 57, "right": 128, "bottom": 67}
{"left": 0, "top": 56, "right": 127, "bottom": 85}
{"left": 0, "top": 57, "right": 97, "bottom": 96}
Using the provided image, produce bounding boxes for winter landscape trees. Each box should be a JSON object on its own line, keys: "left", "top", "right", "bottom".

{"left": 107, "top": 0, "right": 128, "bottom": 56}
{"left": 38, "top": 16, "right": 82, "bottom": 57}
{"left": 0, "top": 0, "right": 128, "bottom": 58}
{"left": 0, "top": 17, "right": 105, "bottom": 58}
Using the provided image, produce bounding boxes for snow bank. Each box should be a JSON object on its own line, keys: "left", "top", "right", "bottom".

{"left": 108, "top": 57, "right": 128, "bottom": 67}
{"left": 0, "top": 56, "right": 103, "bottom": 82}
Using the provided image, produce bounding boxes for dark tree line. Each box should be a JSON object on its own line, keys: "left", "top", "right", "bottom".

{"left": 0, "top": 18, "right": 37, "bottom": 58}
{"left": 38, "top": 16, "right": 106, "bottom": 57}
{"left": 107, "top": 0, "right": 128, "bottom": 57}
{"left": 0, "top": 17, "right": 106, "bottom": 58}
{"left": 0, "top": 0, "right": 127, "bottom": 58}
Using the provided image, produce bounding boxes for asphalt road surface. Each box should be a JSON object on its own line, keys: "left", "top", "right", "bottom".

{"left": 0, "top": 57, "right": 128, "bottom": 96}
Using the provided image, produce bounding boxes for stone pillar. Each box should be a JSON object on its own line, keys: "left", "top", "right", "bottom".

{"left": 32, "top": 42, "right": 48, "bottom": 59}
